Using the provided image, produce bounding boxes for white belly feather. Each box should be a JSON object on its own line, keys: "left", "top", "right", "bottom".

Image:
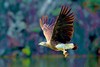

{"left": 55, "top": 43, "right": 74, "bottom": 50}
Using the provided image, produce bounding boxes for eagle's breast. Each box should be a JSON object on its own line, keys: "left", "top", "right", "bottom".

{"left": 48, "top": 41, "right": 59, "bottom": 51}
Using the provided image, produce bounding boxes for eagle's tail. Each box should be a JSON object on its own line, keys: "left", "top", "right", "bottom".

{"left": 72, "top": 43, "right": 78, "bottom": 50}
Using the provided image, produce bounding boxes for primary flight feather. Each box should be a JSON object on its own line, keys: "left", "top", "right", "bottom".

{"left": 39, "top": 5, "right": 77, "bottom": 57}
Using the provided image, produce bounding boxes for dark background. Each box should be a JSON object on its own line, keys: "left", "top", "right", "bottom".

{"left": 0, "top": 0, "right": 100, "bottom": 67}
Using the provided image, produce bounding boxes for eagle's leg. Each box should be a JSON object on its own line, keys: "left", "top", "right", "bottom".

{"left": 63, "top": 49, "right": 68, "bottom": 58}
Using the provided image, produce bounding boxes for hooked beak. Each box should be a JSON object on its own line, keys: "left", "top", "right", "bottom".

{"left": 38, "top": 42, "right": 45, "bottom": 46}
{"left": 38, "top": 43, "right": 42, "bottom": 46}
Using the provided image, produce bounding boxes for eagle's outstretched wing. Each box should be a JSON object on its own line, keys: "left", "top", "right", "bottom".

{"left": 39, "top": 16, "right": 55, "bottom": 43}
{"left": 51, "top": 6, "right": 75, "bottom": 44}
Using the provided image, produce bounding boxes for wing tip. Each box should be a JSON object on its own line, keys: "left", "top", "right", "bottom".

{"left": 60, "top": 5, "right": 75, "bottom": 22}
{"left": 39, "top": 18, "right": 43, "bottom": 28}
{"left": 60, "top": 5, "right": 70, "bottom": 14}
{"left": 60, "top": 5, "right": 74, "bottom": 16}
{"left": 40, "top": 16, "right": 48, "bottom": 24}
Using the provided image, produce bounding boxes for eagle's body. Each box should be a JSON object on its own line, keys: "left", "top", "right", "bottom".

{"left": 39, "top": 5, "right": 77, "bottom": 57}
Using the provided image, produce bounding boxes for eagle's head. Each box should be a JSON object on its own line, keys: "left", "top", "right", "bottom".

{"left": 39, "top": 42, "right": 47, "bottom": 47}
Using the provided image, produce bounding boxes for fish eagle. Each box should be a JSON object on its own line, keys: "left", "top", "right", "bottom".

{"left": 39, "top": 5, "right": 77, "bottom": 57}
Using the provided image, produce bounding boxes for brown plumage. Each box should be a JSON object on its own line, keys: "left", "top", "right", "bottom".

{"left": 51, "top": 6, "right": 74, "bottom": 44}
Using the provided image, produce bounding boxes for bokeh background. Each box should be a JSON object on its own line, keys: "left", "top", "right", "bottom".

{"left": 0, "top": 0, "right": 100, "bottom": 67}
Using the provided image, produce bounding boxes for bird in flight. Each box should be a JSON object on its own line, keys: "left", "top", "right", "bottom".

{"left": 39, "top": 5, "right": 77, "bottom": 57}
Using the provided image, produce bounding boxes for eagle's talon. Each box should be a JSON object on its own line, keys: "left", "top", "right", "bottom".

{"left": 64, "top": 53, "right": 68, "bottom": 57}
{"left": 63, "top": 50, "right": 68, "bottom": 57}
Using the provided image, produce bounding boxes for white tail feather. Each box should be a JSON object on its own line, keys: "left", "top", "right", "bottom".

{"left": 65, "top": 43, "right": 74, "bottom": 49}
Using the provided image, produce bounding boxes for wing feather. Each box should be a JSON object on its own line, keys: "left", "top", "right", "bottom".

{"left": 51, "top": 5, "right": 75, "bottom": 44}
{"left": 39, "top": 16, "right": 55, "bottom": 42}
